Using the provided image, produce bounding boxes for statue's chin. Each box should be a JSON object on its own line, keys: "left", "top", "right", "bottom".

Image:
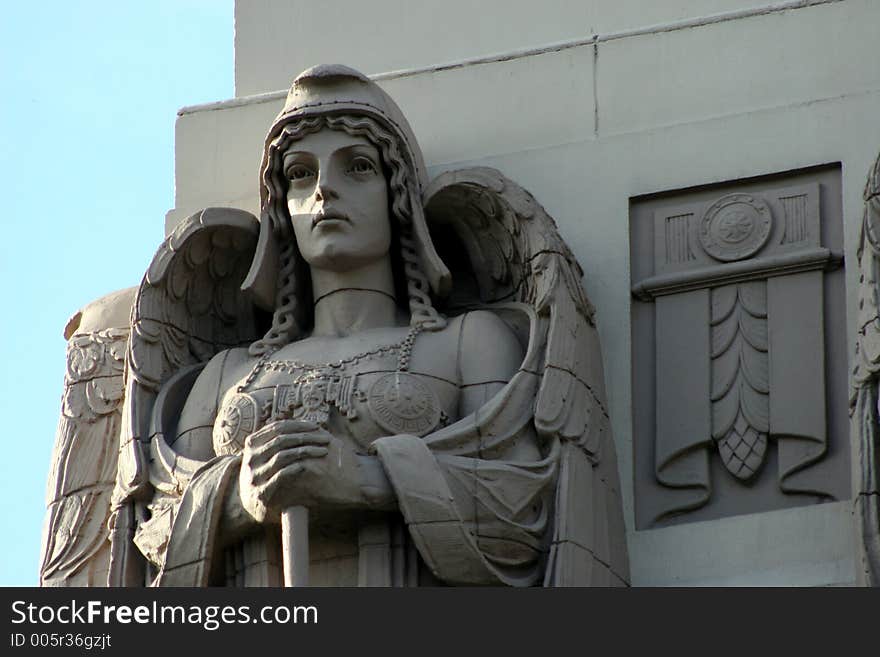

{"left": 302, "top": 239, "right": 391, "bottom": 273}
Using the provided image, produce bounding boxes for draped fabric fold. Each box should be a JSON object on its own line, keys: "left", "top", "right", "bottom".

{"left": 139, "top": 306, "right": 623, "bottom": 587}
{"left": 374, "top": 430, "right": 557, "bottom": 586}
{"left": 650, "top": 271, "right": 831, "bottom": 522}
{"left": 153, "top": 455, "right": 240, "bottom": 586}
{"left": 854, "top": 381, "right": 880, "bottom": 586}
{"left": 651, "top": 290, "right": 712, "bottom": 522}
{"left": 767, "top": 271, "right": 830, "bottom": 496}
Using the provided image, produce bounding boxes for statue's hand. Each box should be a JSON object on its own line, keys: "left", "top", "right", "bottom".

{"left": 238, "top": 419, "right": 365, "bottom": 523}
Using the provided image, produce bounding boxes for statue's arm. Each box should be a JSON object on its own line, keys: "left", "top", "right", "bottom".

{"left": 362, "top": 310, "right": 533, "bottom": 510}
{"left": 172, "top": 349, "right": 243, "bottom": 460}
{"left": 373, "top": 310, "right": 554, "bottom": 586}
{"left": 456, "top": 311, "right": 541, "bottom": 459}
{"left": 142, "top": 349, "right": 269, "bottom": 584}
{"left": 147, "top": 349, "right": 259, "bottom": 547}
{"left": 166, "top": 347, "right": 393, "bottom": 537}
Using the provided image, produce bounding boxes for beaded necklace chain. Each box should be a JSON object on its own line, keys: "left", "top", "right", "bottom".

{"left": 213, "top": 322, "right": 442, "bottom": 457}
{"left": 236, "top": 323, "right": 422, "bottom": 394}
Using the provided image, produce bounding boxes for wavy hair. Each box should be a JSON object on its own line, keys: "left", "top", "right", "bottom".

{"left": 249, "top": 115, "right": 445, "bottom": 357}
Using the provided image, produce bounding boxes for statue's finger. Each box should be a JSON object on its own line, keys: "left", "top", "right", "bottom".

{"left": 249, "top": 432, "right": 331, "bottom": 463}
{"left": 271, "top": 419, "right": 321, "bottom": 433}
{"left": 245, "top": 422, "right": 285, "bottom": 449}
{"left": 246, "top": 419, "right": 320, "bottom": 449}
{"left": 276, "top": 431, "right": 331, "bottom": 446}
{"left": 262, "top": 463, "right": 306, "bottom": 502}
{"left": 253, "top": 446, "right": 328, "bottom": 484}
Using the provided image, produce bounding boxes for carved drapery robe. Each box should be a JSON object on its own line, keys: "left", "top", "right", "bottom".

{"left": 136, "top": 309, "right": 559, "bottom": 586}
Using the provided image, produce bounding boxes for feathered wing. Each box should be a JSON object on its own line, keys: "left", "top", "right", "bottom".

{"left": 108, "top": 207, "right": 263, "bottom": 586}
{"left": 852, "top": 150, "right": 880, "bottom": 586}
{"left": 424, "top": 167, "right": 629, "bottom": 586}
{"left": 40, "top": 294, "right": 133, "bottom": 586}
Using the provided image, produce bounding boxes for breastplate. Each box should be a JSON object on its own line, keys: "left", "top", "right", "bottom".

{"left": 212, "top": 340, "right": 448, "bottom": 456}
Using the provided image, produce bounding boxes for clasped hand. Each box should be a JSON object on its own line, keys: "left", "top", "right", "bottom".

{"left": 238, "top": 419, "right": 365, "bottom": 524}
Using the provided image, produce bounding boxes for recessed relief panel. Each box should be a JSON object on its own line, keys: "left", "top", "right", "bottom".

{"left": 631, "top": 166, "right": 848, "bottom": 529}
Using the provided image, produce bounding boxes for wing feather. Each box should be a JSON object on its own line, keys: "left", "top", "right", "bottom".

{"left": 41, "top": 328, "right": 128, "bottom": 586}
{"left": 425, "top": 167, "right": 626, "bottom": 585}
{"left": 426, "top": 167, "right": 606, "bottom": 461}
{"left": 112, "top": 207, "right": 262, "bottom": 517}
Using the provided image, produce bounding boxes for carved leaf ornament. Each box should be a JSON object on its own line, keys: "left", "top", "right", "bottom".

{"left": 710, "top": 282, "right": 769, "bottom": 479}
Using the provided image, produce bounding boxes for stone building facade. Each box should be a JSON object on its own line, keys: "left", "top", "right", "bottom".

{"left": 51, "top": 0, "right": 880, "bottom": 586}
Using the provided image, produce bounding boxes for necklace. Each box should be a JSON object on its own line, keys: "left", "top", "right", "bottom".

{"left": 235, "top": 323, "right": 422, "bottom": 393}
{"left": 213, "top": 324, "right": 442, "bottom": 455}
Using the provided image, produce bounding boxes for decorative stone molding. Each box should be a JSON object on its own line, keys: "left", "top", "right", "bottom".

{"left": 631, "top": 167, "right": 848, "bottom": 528}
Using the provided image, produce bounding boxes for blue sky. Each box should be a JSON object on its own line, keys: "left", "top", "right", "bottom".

{"left": 0, "top": 1, "right": 233, "bottom": 586}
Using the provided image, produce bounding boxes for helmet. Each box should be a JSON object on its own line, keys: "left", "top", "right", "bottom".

{"left": 244, "top": 64, "right": 450, "bottom": 308}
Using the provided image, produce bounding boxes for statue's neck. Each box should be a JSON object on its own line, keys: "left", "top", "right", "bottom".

{"left": 310, "top": 259, "right": 401, "bottom": 336}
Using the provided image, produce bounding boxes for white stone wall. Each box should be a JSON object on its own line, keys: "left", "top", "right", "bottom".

{"left": 170, "top": 0, "right": 880, "bottom": 585}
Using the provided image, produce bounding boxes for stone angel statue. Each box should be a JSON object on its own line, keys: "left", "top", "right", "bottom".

{"left": 41, "top": 64, "right": 629, "bottom": 587}
{"left": 852, "top": 148, "right": 880, "bottom": 587}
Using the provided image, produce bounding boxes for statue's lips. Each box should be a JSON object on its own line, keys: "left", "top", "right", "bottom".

{"left": 312, "top": 211, "right": 350, "bottom": 229}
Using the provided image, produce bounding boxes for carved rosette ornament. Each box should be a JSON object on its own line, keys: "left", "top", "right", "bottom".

{"left": 367, "top": 373, "right": 441, "bottom": 436}
{"left": 213, "top": 392, "right": 261, "bottom": 456}
{"left": 700, "top": 193, "right": 773, "bottom": 262}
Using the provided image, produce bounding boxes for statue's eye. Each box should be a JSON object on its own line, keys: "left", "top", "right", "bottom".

{"left": 286, "top": 164, "right": 315, "bottom": 182}
{"left": 348, "top": 157, "right": 377, "bottom": 176}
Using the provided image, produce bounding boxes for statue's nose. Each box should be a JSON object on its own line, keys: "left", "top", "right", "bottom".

{"left": 315, "top": 169, "right": 339, "bottom": 202}
{"left": 314, "top": 184, "right": 338, "bottom": 202}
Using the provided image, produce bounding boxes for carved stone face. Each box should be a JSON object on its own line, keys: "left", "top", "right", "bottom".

{"left": 284, "top": 129, "right": 391, "bottom": 271}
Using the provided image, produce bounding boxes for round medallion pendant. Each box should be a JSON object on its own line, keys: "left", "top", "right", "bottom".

{"left": 699, "top": 193, "right": 773, "bottom": 262}
{"left": 213, "top": 392, "right": 260, "bottom": 456}
{"left": 367, "top": 373, "right": 441, "bottom": 437}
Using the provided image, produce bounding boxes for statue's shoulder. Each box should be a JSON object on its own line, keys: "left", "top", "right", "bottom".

{"left": 177, "top": 347, "right": 253, "bottom": 422}
{"left": 189, "top": 346, "right": 253, "bottom": 398}
{"left": 417, "top": 310, "right": 524, "bottom": 383}
{"left": 445, "top": 309, "right": 519, "bottom": 345}
{"left": 164, "top": 346, "right": 254, "bottom": 460}
{"left": 419, "top": 309, "right": 514, "bottom": 345}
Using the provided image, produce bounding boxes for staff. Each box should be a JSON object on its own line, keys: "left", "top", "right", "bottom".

{"left": 281, "top": 506, "right": 309, "bottom": 586}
